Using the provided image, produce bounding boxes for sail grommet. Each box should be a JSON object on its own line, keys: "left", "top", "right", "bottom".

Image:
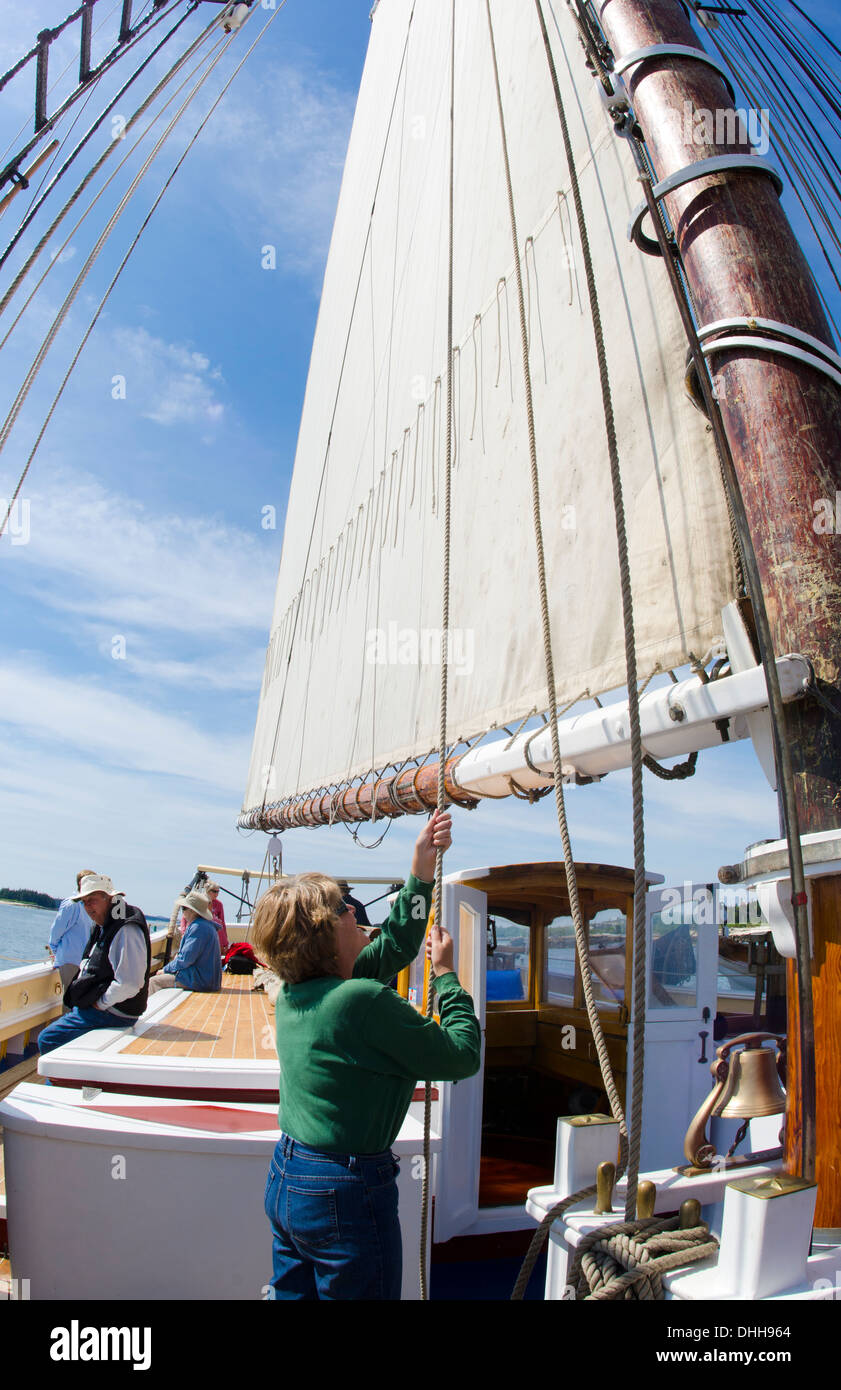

{"left": 628, "top": 154, "right": 784, "bottom": 257}
{"left": 612, "top": 43, "right": 736, "bottom": 102}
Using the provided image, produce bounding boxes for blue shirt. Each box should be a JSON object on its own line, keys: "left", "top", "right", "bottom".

{"left": 49, "top": 898, "right": 92, "bottom": 968}
{"left": 163, "top": 916, "right": 222, "bottom": 992}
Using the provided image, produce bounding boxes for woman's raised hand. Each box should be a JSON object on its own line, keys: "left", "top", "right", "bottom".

{"left": 411, "top": 808, "right": 453, "bottom": 882}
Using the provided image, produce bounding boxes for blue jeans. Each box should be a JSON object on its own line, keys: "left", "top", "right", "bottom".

{"left": 38, "top": 1005, "right": 135, "bottom": 1055}
{"left": 264, "top": 1134, "right": 402, "bottom": 1300}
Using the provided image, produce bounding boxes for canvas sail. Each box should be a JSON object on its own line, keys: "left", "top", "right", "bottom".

{"left": 241, "top": 0, "right": 738, "bottom": 823}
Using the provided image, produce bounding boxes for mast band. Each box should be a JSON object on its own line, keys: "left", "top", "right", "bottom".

{"left": 629, "top": 154, "right": 784, "bottom": 256}
{"left": 687, "top": 316, "right": 841, "bottom": 398}
{"left": 613, "top": 44, "right": 736, "bottom": 101}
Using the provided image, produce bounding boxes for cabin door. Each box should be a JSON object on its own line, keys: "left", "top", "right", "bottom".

{"left": 433, "top": 881, "right": 488, "bottom": 1243}
{"left": 631, "top": 883, "right": 720, "bottom": 1170}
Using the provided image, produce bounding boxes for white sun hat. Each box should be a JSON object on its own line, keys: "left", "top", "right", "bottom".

{"left": 175, "top": 890, "right": 214, "bottom": 921}
{"left": 72, "top": 873, "right": 124, "bottom": 901}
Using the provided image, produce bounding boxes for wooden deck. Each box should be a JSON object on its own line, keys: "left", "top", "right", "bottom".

{"left": 122, "top": 975, "right": 276, "bottom": 1061}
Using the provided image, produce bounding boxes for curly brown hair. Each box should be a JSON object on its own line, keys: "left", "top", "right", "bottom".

{"left": 251, "top": 872, "right": 346, "bottom": 984}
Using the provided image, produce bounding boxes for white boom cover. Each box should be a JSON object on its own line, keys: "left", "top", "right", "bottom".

{"left": 242, "top": 0, "right": 737, "bottom": 816}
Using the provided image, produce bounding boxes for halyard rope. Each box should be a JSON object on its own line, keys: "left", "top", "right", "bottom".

{"left": 485, "top": 0, "right": 649, "bottom": 1296}
{"left": 420, "top": 0, "right": 456, "bottom": 1304}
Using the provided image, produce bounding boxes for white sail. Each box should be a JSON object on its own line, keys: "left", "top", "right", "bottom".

{"left": 242, "top": 0, "right": 737, "bottom": 819}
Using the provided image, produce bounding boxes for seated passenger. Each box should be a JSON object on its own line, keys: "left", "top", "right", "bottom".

{"left": 39, "top": 874, "right": 151, "bottom": 1054}
{"left": 148, "top": 891, "right": 222, "bottom": 994}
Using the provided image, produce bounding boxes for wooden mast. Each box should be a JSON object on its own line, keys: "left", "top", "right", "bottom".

{"left": 593, "top": 0, "right": 841, "bottom": 1222}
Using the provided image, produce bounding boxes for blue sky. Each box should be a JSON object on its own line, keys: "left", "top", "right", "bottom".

{"left": 0, "top": 0, "right": 837, "bottom": 918}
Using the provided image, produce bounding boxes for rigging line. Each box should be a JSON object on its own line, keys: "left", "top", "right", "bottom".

{"left": 627, "top": 112, "right": 819, "bottom": 1182}
{"left": 0, "top": 0, "right": 205, "bottom": 281}
{"left": 0, "top": 0, "right": 186, "bottom": 186}
{"left": 0, "top": 23, "right": 239, "bottom": 484}
{"left": 15, "top": 70, "right": 106, "bottom": 228}
{"left": 0, "top": 31, "right": 230, "bottom": 351}
{"left": 736, "top": 11, "right": 841, "bottom": 195}
{"left": 767, "top": 0, "right": 841, "bottom": 67}
{"left": 421, "top": 0, "right": 456, "bottom": 1304}
{"left": 0, "top": 0, "right": 151, "bottom": 97}
{"left": 393, "top": 430, "right": 408, "bottom": 546}
{"left": 13, "top": 1, "right": 136, "bottom": 227}
{"left": 409, "top": 401, "right": 423, "bottom": 506}
{"left": 0, "top": 9, "right": 275, "bottom": 543}
{"left": 746, "top": 0, "right": 841, "bottom": 118}
{"left": 8, "top": 0, "right": 153, "bottom": 194}
{"left": 717, "top": 7, "right": 841, "bottom": 179}
{"left": 452, "top": 345, "right": 459, "bottom": 467}
{"left": 0, "top": 0, "right": 146, "bottom": 148}
{"left": 704, "top": 23, "right": 841, "bottom": 304}
{"left": 512, "top": 0, "right": 653, "bottom": 1295}
{"left": 259, "top": 1, "right": 418, "bottom": 813}
{"left": 752, "top": 0, "right": 839, "bottom": 80}
{"left": 524, "top": 235, "right": 548, "bottom": 384}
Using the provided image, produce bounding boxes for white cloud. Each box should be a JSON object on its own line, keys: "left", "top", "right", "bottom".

{"left": 120, "top": 648, "right": 266, "bottom": 692}
{"left": 0, "top": 660, "right": 249, "bottom": 790}
{"left": 7, "top": 464, "right": 276, "bottom": 639}
{"left": 111, "top": 325, "right": 225, "bottom": 427}
{"left": 189, "top": 56, "right": 356, "bottom": 280}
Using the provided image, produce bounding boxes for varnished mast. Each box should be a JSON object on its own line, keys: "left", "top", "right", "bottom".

{"left": 596, "top": 0, "right": 841, "bottom": 1222}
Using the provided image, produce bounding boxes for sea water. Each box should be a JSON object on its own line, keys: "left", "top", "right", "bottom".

{"left": 0, "top": 900, "right": 57, "bottom": 971}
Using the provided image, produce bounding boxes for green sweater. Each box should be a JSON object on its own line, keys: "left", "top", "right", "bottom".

{"left": 274, "top": 873, "right": 481, "bottom": 1153}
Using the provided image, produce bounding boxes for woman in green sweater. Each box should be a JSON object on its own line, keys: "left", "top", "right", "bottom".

{"left": 252, "top": 810, "right": 481, "bottom": 1300}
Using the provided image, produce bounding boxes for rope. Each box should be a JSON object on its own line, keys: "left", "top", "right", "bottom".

{"left": 507, "top": 0, "right": 655, "bottom": 1294}
{"left": 0, "top": 2, "right": 205, "bottom": 283}
{"left": 420, "top": 0, "right": 456, "bottom": 1304}
{"left": 0, "top": 29, "right": 229, "bottom": 352}
{"left": 568, "top": 1215, "right": 719, "bottom": 1301}
{"left": 0, "top": 23, "right": 247, "bottom": 537}
{"left": 533, "top": 0, "right": 648, "bottom": 1220}
{"left": 486, "top": 0, "right": 629, "bottom": 1295}
{"left": 643, "top": 750, "right": 698, "bottom": 780}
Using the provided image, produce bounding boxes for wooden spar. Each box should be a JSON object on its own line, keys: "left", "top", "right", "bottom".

{"left": 595, "top": 0, "right": 841, "bottom": 1219}
{"left": 238, "top": 756, "right": 477, "bottom": 832}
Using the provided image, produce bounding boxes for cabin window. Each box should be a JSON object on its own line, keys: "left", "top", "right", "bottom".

{"left": 486, "top": 912, "right": 529, "bottom": 1002}
{"left": 648, "top": 907, "right": 699, "bottom": 1010}
{"left": 543, "top": 913, "right": 576, "bottom": 1005}
{"left": 586, "top": 908, "right": 627, "bottom": 1008}
{"left": 543, "top": 907, "right": 628, "bottom": 1012}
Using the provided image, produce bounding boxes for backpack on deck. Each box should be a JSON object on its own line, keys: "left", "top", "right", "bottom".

{"left": 223, "top": 942, "right": 262, "bottom": 975}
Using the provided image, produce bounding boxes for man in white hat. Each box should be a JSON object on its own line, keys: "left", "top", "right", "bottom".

{"left": 48, "top": 868, "right": 98, "bottom": 1001}
{"left": 38, "top": 874, "right": 151, "bottom": 1054}
{"left": 148, "top": 889, "right": 222, "bottom": 994}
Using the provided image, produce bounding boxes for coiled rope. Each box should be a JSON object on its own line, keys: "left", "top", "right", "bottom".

{"left": 568, "top": 1215, "right": 719, "bottom": 1301}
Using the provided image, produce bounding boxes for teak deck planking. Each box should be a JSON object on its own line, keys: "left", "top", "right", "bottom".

{"left": 122, "top": 975, "right": 276, "bottom": 1061}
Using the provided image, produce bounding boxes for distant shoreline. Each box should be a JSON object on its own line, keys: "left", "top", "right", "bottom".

{"left": 0, "top": 899, "right": 55, "bottom": 911}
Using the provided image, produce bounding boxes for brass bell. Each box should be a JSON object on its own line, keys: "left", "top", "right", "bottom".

{"left": 715, "top": 1038, "right": 787, "bottom": 1119}
{"left": 681, "top": 1032, "right": 785, "bottom": 1173}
